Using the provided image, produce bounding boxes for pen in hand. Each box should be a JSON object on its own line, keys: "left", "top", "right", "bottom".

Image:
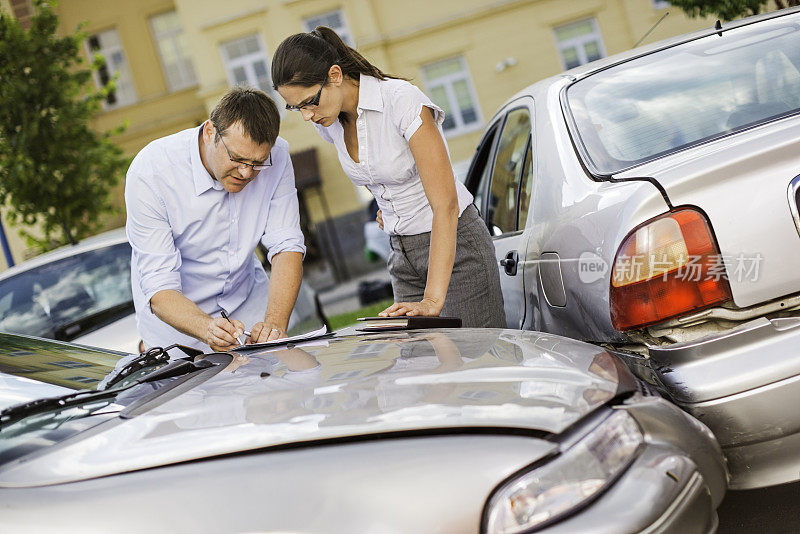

{"left": 220, "top": 310, "right": 246, "bottom": 346}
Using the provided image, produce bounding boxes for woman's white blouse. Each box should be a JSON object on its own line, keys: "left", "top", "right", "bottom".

{"left": 313, "top": 74, "right": 473, "bottom": 235}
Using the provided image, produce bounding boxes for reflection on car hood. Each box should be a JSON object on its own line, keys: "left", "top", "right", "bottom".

{"left": 0, "top": 332, "right": 129, "bottom": 394}
{"left": 0, "top": 329, "right": 633, "bottom": 487}
{"left": 0, "top": 373, "right": 74, "bottom": 411}
{"left": 72, "top": 312, "right": 140, "bottom": 355}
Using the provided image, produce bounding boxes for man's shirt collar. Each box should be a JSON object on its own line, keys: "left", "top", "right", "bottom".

{"left": 357, "top": 73, "right": 384, "bottom": 113}
{"left": 191, "top": 121, "right": 223, "bottom": 195}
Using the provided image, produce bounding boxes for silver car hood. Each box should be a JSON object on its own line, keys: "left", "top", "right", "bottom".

{"left": 616, "top": 115, "right": 800, "bottom": 307}
{"left": 0, "top": 329, "right": 632, "bottom": 487}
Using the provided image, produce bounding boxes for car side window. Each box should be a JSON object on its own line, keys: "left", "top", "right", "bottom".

{"left": 517, "top": 140, "right": 533, "bottom": 229}
{"left": 486, "top": 107, "right": 531, "bottom": 236}
{"left": 466, "top": 123, "right": 500, "bottom": 217}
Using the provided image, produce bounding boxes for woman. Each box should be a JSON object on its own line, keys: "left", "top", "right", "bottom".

{"left": 272, "top": 27, "right": 505, "bottom": 328}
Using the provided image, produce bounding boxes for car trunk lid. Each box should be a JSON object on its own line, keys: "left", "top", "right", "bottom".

{"left": 615, "top": 116, "right": 800, "bottom": 308}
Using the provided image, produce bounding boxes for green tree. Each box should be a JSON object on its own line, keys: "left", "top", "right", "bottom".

{"left": 0, "top": 0, "right": 129, "bottom": 252}
{"left": 668, "top": 0, "right": 800, "bottom": 21}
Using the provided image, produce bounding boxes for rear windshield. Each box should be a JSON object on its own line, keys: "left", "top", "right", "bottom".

{"left": 566, "top": 17, "right": 800, "bottom": 174}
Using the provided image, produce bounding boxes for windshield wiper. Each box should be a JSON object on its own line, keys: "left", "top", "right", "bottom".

{"left": 0, "top": 352, "right": 214, "bottom": 431}
{"left": 98, "top": 343, "right": 204, "bottom": 390}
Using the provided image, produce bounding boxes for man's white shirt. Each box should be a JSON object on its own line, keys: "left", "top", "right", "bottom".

{"left": 125, "top": 123, "right": 305, "bottom": 350}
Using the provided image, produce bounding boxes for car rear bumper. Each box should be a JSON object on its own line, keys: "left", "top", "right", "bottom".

{"left": 644, "top": 316, "right": 800, "bottom": 489}
{"left": 719, "top": 421, "right": 800, "bottom": 490}
{"left": 680, "top": 373, "right": 800, "bottom": 489}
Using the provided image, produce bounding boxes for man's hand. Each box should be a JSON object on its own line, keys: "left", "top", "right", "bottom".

{"left": 376, "top": 209, "right": 384, "bottom": 231}
{"left": 379, "top": 297, "right": 443, "bottom": 318}
{"left": 250, "top": 321, "right": 287, "bottom": 343}
{"left": 151, "top": 290, "right": 248, "bottom": 351}
{"left": 206, "top": 316, "right": 245, "bottom": 351}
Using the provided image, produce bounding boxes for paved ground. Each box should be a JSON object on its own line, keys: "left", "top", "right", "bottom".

{"left": 717, "top": 481, "right": 800, "bottom": 533}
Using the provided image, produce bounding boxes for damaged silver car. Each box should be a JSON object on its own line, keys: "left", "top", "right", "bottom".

{"left": 0, "top": 328, "right": 725, "bottom": 533}
{"left": 467, "top": 8, "right": 800, "bottom": 489}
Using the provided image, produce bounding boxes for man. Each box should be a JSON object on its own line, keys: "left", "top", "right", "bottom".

{"left": 125, "top": 87, "right": 305, "bottom": 352}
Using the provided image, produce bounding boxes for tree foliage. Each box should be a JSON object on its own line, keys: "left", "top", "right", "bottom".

{"left": 0, "top": 0, "right": 129, "bottom": 251}
{"left": 668, "top": 0, "right": 800, "bottom": 21}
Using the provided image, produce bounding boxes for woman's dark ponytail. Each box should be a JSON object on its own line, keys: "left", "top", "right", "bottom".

{"left": 272, "top": 26, "right": 404, "bottom": 89}
{"left": 313, "top": 26, "right": 393, "bottom": 81}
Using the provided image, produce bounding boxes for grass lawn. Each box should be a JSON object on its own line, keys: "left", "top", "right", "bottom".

{"left": 327, "top": 298, "right": 395, "bottom": 331}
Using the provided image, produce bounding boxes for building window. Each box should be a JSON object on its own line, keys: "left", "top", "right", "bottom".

{"left": 220, "top": 34, "right": 281, "bottom": 106}
{"left": 554, "top": 18, "right": 606, "bottom": 70}
{"left": 150, "top": 11, "right": 197, "bottom": 91}
{"left": 86, "top": 29, "right": 137, "bottom": 108}
{"left": 421, "top": 56, "right": 482, "bottom": 136}
{"left": 303, "top": 9, "right": 354, "bottom": 46}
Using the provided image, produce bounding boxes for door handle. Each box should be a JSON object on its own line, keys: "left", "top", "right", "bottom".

{"left": 500, "top": 250, "right": 519, "bottom": 276}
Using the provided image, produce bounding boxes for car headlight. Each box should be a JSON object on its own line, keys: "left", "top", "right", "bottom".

{"left": 485, "top": 410, "right": 643, "bottom": 533}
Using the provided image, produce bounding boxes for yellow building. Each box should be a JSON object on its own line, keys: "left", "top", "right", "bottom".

{"left": 1, "top": 0, "right": 208, "bottom": 268}
{"left": 2, "top": 0, "right": 720, "bottom": 276}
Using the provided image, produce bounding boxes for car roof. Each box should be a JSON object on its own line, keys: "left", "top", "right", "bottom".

{"left": 0, "top": 228, "right": 129, "bottom": 281}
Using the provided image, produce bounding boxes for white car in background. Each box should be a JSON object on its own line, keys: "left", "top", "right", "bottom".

{"left": 0, "top": 229, "right": 139, "bottom": 353}
{"left": 0, "top": 229, "right": 327, "bottom": 354}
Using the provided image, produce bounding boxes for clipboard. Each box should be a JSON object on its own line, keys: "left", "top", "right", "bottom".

{"left": 355, "top": 316, "right": 462, "bottom": 332}
{"left": 234, "top": 325, "right": 332, "bottom": 351}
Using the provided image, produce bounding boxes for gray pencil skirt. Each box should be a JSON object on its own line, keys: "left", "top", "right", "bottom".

{"left": 388, "top": 204, "right": 506, "bottom": 328}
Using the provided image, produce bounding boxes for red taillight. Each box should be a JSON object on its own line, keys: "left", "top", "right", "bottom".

{"left": 610, "top": 207, "right": 732, "bottom": 331}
